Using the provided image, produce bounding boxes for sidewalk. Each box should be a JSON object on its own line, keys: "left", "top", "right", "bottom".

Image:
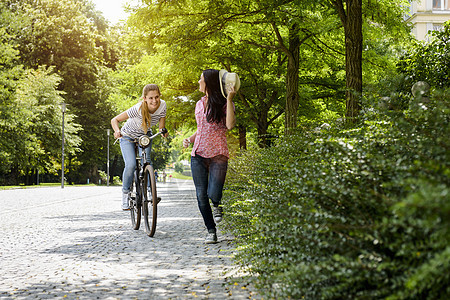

{"left": 0, "top": 179, "right": 259, "bottom": 299}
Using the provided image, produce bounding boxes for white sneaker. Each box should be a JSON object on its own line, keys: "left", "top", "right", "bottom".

{"left": 213, "top": 206, "right": 223, "bottom": 223}
{"left": 205, "top": 232, "right": 218, "bottom": 244}
{"left": 122, "top": 192, "right": 130, "bottom": 210}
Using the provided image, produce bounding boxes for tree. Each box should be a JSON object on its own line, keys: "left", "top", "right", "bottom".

{"left": 8, "top": 0, "right": 120, "bottom": 183}
{"left": 326, "top": 0, "right": 411, "bottom": 121}
{"left": 128, "top": 0, "right": 326, "bottom": 140}
{"left": 233, "top": 44, "right": 285, "bottom": 147}
{"left": 1, "top": 66, "right": 82, "bottom": 184}
{"left": 0, "top": 3, "right": 83, "bottom": 184}
{"left": 398, "top": 21, "right": 450, "bottom": 89}
{"left": 330, "top": 0, "right": 363, "bottom": 121}
{"left": 0, "top": 4, "right": 25, "bottom": 182}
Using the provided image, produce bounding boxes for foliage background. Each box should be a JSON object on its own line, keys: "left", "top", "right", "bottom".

{"left": 221, "top": 23, "right": 450, "bottom": 299}
{"left": 0, "top": 0, "right": 449, "bottom": 297}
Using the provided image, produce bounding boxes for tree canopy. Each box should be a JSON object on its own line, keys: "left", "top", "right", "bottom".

{"left": 0, "top": 0, "right": 418, "bottom": 184}
{"left": 1, "top": 1, "right": 449, "bottom": 299}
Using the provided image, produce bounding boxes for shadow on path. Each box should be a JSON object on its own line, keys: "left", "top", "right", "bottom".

{"left": 0, "top": 180, "right": 259, "bottom": 299}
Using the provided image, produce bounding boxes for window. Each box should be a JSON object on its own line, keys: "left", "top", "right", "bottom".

{"left": 433, "top": 23, "right": 444, "bottom": 31}
{"left": 433, "top": 0, "right": 450, "bottom": 10}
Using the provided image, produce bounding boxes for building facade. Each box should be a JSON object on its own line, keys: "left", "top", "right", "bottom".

{"left": 407, "top": 0, "right": 450, "bottom": 40}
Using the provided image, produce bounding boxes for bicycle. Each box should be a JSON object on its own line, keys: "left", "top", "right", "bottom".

{"left": 126, "top": 128, "right": 167, "bottom": 237}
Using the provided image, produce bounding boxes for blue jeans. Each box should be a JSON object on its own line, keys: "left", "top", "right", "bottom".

{"left": 191, "top": 154, "right": 228, "bottom": 233}
{"left": 120, "top": 136, "right": 152, "bottom": 193}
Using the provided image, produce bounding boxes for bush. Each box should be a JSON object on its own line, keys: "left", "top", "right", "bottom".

{"left": 174, "top": 162, "right": 184, "bottom": 173}
{"left": 113, "top": 176, "right": 121, "bottom": 185}
{"left": 222, "top": 89, "right": 450, "bottom": 299}
{"left": 398, "top": 21, "right": 450, "bottom": 90}
{"left": 98, "top": 170, "right": 121, "bottom": 185}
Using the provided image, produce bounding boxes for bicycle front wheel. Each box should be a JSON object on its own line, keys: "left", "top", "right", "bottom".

{"left": 130, "top": 171, "right": 141, "bottom": 230}
{"left": 142, "top": 164, "right": 158, "bottom": 237}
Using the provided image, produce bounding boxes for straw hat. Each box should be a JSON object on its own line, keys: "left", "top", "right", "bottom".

{"left": 219, "top": 69, "right": 240, "bottom": 98}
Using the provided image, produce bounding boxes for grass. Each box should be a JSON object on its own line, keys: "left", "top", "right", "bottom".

{"left": 0, "top": 182, "right": 103, "bottom": 190}
{"left": 0, "top": 172, "right": 192, "bottom": 190}
{"left": 0, "top": 182, "right": 59, "bottom": 190}
{"left": 167, "top": 172, "right": 192, "bottom": 180}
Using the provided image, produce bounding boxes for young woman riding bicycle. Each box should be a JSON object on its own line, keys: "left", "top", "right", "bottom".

{"left": 111, "top": 84, "right": 168, "bottom": 210}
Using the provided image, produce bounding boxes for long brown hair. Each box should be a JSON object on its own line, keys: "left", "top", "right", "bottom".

{"left": 140, "top": 84, "right": 161, "bottom": 132}
{"left": 203, "top": 69, "right": 226, "bottom": 124}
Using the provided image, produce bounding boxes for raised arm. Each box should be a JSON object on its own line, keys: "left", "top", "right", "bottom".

{"left": 226, "top": 86, "right": 236, "bottom": 130}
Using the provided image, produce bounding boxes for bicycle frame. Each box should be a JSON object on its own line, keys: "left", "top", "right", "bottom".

{"left": 135, "top": 130, "right": 166, "bottom": 196}
{"left": 128, "top": 128, "right": 167, "bottom": 237}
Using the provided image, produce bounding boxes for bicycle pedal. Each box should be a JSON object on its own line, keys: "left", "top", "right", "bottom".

{"left": 149, "top": 197, "right": 161, "bottom": 204}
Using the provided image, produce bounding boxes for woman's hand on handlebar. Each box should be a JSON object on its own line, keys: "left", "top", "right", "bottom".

{"left": 113, "top": 130, "right": 122, "bottom": 139}
{"left": 160, "top": 128, "right": 168, "bottom": 138}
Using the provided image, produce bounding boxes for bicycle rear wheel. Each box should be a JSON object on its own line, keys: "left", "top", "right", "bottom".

{"left": 130, "top": 171, "right": 141, "bottom": 230}
{"left": 142, "top": 164, "right": 158, "bottom": 237}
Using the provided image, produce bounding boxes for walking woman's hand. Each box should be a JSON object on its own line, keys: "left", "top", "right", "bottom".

{"left": 183, "top": 138, "right": 190, "bottom": 148}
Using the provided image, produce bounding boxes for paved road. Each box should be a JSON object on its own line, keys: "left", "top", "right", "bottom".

{"left": 0, "top": 179, "right": 259, "bottom": 299}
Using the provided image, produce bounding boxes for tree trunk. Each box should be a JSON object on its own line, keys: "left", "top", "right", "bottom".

{"left": 238, "top": 92, "right": 279, "bottom": 148}
{"left": 345, "top": 0, "right": 362, "bottom": 121}
{"left": 11, "top": 165, "right": 19, "bottom": 185}
{"left": 25, "top": 167, "right": 31, "bottom": 185}
{"left": 238, "top": 125, "right": 247, "bottom": 150}
{"left": 256, "top": 104, "right": 268, "bottom": 147}
{"left": 110, "top": 155, "right": 118, "bottom": 184}
{"left": 332, "top": 0, "right": 363, "bottom": 122}
{"left": 284, "top": 23, "right": 300, "bottom": 134}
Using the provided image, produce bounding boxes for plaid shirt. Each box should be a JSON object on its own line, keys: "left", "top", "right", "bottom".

{"left": 191, "top": 96, "right": 233, "bottom": 158}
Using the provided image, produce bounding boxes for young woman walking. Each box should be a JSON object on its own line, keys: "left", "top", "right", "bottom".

{"left": 183, "top": 69, "right": 240, "bottom": 243}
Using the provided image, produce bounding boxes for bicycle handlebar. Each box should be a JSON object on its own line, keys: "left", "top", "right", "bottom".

{"left": 148, "top": 128, "right": 168, "bottom": 140}
{"left": 113, "top": 128, "right": 168, "bottom": 145}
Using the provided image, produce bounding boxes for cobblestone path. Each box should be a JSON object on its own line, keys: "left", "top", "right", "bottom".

{"left": 0, "top": 179, "right": 259, "bottom": 299}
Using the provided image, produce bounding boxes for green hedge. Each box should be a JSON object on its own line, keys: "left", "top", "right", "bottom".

{"left": 222, "top": 89, "right": 450, "bottom": 299}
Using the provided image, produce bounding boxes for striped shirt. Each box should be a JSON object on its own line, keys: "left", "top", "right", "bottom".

{"left": 121, "top": 100, "right": 167, "bottom": 138}
{"left": 191, "top": 96, "right": 233, "bottom": 158}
